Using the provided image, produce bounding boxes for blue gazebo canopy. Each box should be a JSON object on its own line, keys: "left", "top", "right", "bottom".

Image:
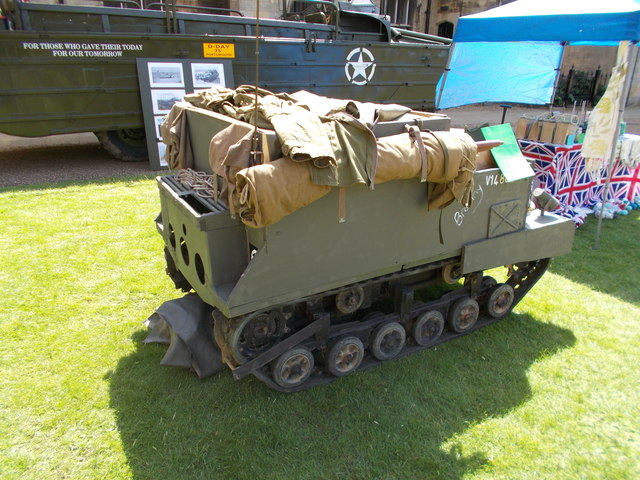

{"left": 437, "top": 0, "right": 640, "bottom": 109}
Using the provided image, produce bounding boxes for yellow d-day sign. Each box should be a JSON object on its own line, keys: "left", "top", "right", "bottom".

{"left": 203, "top": 43, "right": 235, "bottom": 58}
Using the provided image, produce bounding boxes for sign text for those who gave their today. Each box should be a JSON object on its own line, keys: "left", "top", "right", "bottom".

{"left": 21, "top": 41, "right": 143, "bottom": 57}
{"left": 203, "top": 43, "right": 235, "bottom": 58}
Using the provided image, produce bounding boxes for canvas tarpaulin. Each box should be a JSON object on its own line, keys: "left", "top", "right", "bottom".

{"left": 167, "top": 88, "right": 477, "bottom": 228}
{"left": 234, "top": 130, "right": 477, "bottom": 228}
{"left": 185, "top": 87, "right": 410, "bottom": 188}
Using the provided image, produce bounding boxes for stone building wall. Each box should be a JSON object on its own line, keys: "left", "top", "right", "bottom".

{"left": 422, "top": 0, "right": 504, "bottom": 37}
{"left": 561, "top": 45, "right": 618, "bottom": 76}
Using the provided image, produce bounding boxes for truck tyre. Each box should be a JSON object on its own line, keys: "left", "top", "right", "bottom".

{"left": 95, "top": 128, "right": 148, "bottom": 162}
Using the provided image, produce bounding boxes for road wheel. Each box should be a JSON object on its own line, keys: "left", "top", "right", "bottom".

{"left": 370, "top": 322, "right": 405, "bottom": 361}
{"left": 447, "top": 297, "right": 479, "bottom": 333}
{"left": 485, "top": 283, "right": 515, "bottom": 318}
{"left": 326, "top": 336, "right": 364, "bottom": 376}
{"left": 412, "top": 310, "right": 444, "bottom": 347}
{"left": 271, "top": 347, "right": 314, "bottom": 388}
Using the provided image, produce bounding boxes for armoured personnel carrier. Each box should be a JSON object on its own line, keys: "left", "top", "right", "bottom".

{"left": 0, "top": 0, "right": 449, "bottom": 161}
{"left": 147, "top": 93, "right": 575, "bottom": 391}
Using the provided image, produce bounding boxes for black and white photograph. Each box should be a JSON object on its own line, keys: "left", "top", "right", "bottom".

{"left": 154, "top": 115, "right": 165, "bottom": 141}
{"left": 192, "top": 63, "right": 225, "bottom": 88}
{"left": 157, "top": 141, "right": 167, "bottom": 167}
{"left": 148, "top": 62, "right": 184, "bottom": 88}
{"left": 151, "top": 89, "right": 185, "bottom": 114}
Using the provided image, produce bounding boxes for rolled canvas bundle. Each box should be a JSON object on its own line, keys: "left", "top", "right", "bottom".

{"left": 375, "top": 129, "right": 477, "bottom": 209}
{"left": 179, "top": 87, "right": 477, "bottom": 228}
{"left": 234, "top": 129, "right": 477, "bottom": 228}
{"left": 235, "top": 157, "right": 332, "bottom": 228}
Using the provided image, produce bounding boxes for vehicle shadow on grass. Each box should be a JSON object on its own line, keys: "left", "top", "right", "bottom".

{"left": 108, "top": 313, "right": 575, "bottom": 480}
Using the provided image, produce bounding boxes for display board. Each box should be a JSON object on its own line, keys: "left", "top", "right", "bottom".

{"left": 136, "top": 59, "right": 234, "bottom": 169}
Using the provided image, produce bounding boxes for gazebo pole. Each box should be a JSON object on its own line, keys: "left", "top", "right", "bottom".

{"left": 593, "top": 42, "right": 638, "bottom": 249}
{"left": 436, "top": 43, "right": 455, "bottom": 109}
{"left": 550, "top": 42, "right": 567, "bottom": 109}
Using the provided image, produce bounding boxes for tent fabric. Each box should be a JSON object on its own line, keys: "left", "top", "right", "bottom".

{"left": 437, "top": 42, "right": 562, "bottom": 109}
{"left": 456, "top": 15, "right": 640, "bottom": 43}
{"left": 455, "top": 0, "right": 640, "bottom": 43}
{"left": 437, "top": 0, "right": 640, "bottom": 109}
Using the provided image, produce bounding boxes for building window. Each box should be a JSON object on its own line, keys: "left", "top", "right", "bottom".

{"left": 381, "top": 0, "right": 417, "bottom": 28}
{"left": 438, "top": 21, "right": 454, "bottom": 39}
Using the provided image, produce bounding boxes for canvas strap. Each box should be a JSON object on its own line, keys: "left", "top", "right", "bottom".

{"left": 405, "top": 125, "right": 428, "bottom": 182}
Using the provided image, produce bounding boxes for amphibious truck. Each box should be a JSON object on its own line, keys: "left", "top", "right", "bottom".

{"left": 0, "top": 0, "right": 449, "bottom": 161}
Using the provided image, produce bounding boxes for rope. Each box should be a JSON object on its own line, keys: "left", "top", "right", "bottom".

{"left": 176, "top": 168, "right": 217, "bottom": 198}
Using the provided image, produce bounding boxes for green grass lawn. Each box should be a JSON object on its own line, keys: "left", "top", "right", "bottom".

{"left": 1, "top": 177, "right": 638, "bottom": 480}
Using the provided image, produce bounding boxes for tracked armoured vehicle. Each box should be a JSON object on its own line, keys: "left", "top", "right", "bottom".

{"left": 147, "top": 95, "right": 575, "bottom": 392}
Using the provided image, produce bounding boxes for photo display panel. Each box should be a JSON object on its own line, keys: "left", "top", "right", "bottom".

{"left": 137, "top": 59, "right": 234, "bottom": 169}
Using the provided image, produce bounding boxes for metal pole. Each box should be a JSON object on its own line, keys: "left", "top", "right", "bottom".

{"left": 390, "top": 27, "right": 452, "bottom": 44}
{"left": 425, "top": 0, "right": 431, "bottom": 34}
{"left": 593, "top": 42, "right": 637, "bottom": 249}
{"left": 500, "top": 104, "right": 512, "bottom": 124}
{"left": 436, "top": 42, "right": 455, "bottom": 110}
{"left": 171, "top": 0, "right": 177, "bottom": 34}
{"left": 564, "top": 66, "right": 574, "bottom": 106}
{"left": 250, "top": 0, "right": 262, "bottom": 166}
{"left": 550, "top": 41, "right": 566, "bottom": 108}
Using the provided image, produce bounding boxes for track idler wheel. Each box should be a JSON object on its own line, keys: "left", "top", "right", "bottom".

{"left": 326, "top": 336, "right": 364, "bottom": 376}
{"left": 229, "top": 310, "right": 285, "bottom": 364}
{"left": 412, "top": 310, "right": 445, "bottom": 346}
{"left": 370, "top": 321, "right": 406, "bottom": 361}
{"left": 447, "top": 297, "right": 480, "bottom": 333}
{"left": 271, "top": 347, "right": 315, "bottom": 388}
{"left": 485, "top": 283, "right": 515, "bottom": 318}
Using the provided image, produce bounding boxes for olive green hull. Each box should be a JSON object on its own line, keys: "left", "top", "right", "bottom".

{"left": 158, "top": 170, "right": 575, "bottom": 319}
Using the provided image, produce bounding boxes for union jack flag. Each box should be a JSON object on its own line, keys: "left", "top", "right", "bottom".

{"left": 554, "top": 147, "right": 598, "bottom": 208}
{"left": 517, "top": 139, "right": 640, "bottom": 226}
{"left": 518, "top": 140, "right": 560, "bottom": 194}
{"left": 597, "top": 160, "right": 640, "bottom": 203}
